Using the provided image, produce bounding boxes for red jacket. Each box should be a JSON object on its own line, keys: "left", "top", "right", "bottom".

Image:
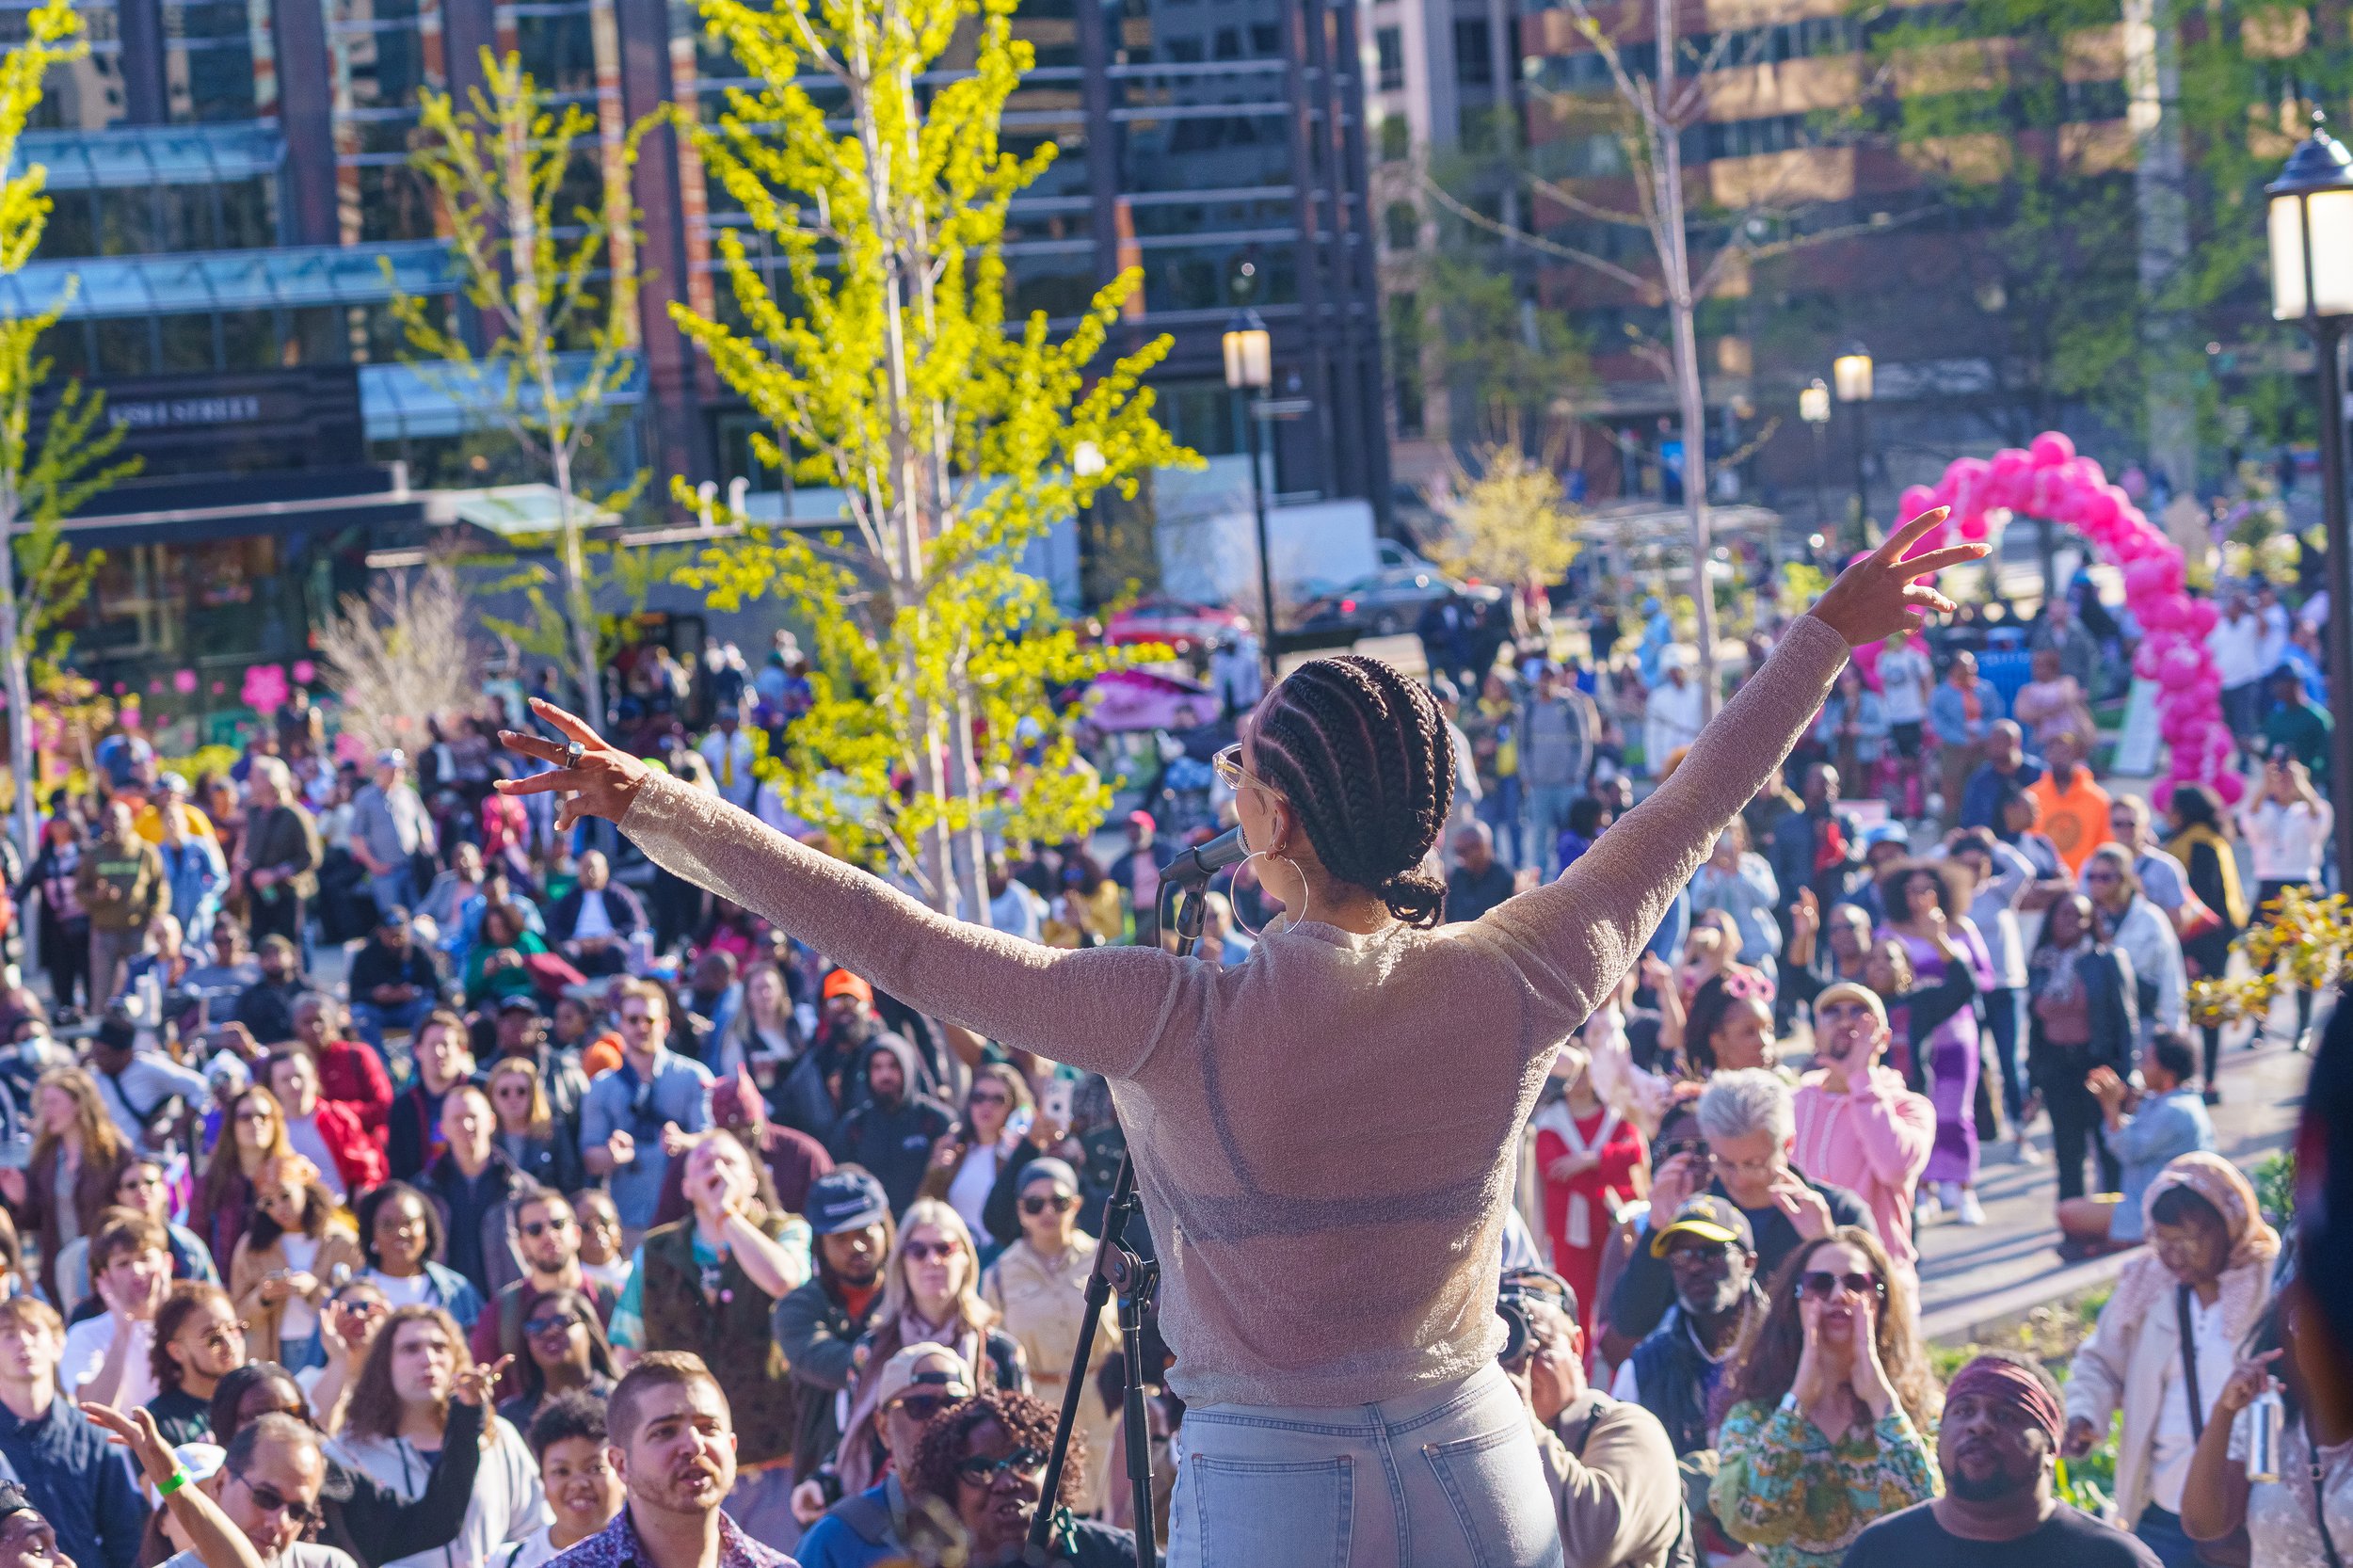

{"left": 298, "top": 1100, "right": 388, "bottom": 1195}
{"left": 316, "top": 1038, "right": 393, "bottom": 1142}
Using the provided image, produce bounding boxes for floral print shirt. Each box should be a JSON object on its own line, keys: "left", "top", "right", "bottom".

{"left": 1710, "top": 1398, "right": 1939, "bottom": 1567}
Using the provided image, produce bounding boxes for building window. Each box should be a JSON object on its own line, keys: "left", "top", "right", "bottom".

{"left": 1375, "top": 26, "right": 1404, "bottom": 89}
{"left": 1379, "top": 115, "right": 1410, "bottom": 162}
{"left": 1388, "top": 292, "right": 1423, "bottom": 438}
{"left": 1453, "top": 20, "right": 1491, "bottom": 85}
{"left": 1384, "top": 200, "right": 1417, "bottom": 250}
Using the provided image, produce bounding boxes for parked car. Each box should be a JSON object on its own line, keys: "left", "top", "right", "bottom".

{"left": 1104, "top": 596, "right": 1253, "bottom": 657}
{"left": 1289, "top": 567, "right": 1498, "bottom": 642}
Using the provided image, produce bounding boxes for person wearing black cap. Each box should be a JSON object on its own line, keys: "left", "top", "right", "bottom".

{"left": 774, "top": 1169, "right": 893, "bottom": 1499}
{"left": 346, "top": 910, "right": 441, "bottom": 1053}
{"left": 0, "top": 1480, "right": 72, "bottom": 1568}
{"left": 1501, "top": 1268, "right": 1686, "bottom": 1568}
{"left": 1609, "top": 1194, "right": 1767, "bottom": 1460}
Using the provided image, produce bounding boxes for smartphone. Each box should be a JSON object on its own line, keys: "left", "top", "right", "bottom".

{"left": 1040, "top": 1079, "right": 1074, "bottom": 1136}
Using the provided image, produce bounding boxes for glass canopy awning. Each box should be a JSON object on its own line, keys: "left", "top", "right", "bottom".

{"left": 9, "top": 121, "right": 286, "bottom": 190}
{"left": 0, "top": 240, "right": 454, "bottom": 320}
{"left": 360, "top": 351, "right": 648, "bottom": 440}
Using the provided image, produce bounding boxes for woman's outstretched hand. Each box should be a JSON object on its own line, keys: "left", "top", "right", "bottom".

{"left": 495, "top": 699, "right": 652, "bottom": 832}
{"left": 1809, "top": 508, "right": 1986, "bottom": 648}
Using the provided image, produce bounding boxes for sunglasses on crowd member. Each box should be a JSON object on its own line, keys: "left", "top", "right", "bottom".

{"left": 1021, "top": 1192, "right": 1078, "bottom": 1216}
{"left": 1664, "top": 1241, "right": 1737, "bottom": 1272}
{"left": 904, "top": 1240, "right": 960, "bottom": 1263}
{"left": 232, "top": 1471, "right": 322, "bottom": 1530}
{"left": 968, "top": 1089, "right": 1010, "bottom": 1107}
{"left": 955, "top": 1447, "right": 1049, "bottom": 1485}
{"left": 1797, "top": 1270, "right": 1885, "bottom": 1302}
{"left": 525, "top": 1310, "right": 582, "bottom": 1336}
{"left": 885, "top": 1392, "right": 957, "bottom": 1424}
{"left": 520, "top": 1216, "right": 575, "bottom": 1240}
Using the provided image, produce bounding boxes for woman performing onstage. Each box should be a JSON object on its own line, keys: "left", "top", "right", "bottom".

{"left": 497, "top": 511, "right": 1980, "bottom": 1567}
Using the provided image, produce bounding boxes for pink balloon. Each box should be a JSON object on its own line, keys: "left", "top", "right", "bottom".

{"left": 1900, "top": 486, "right": 1940, "bottom": 526}
{"left": 2075, "top": 457, "right": 2107, "bottom": 489}
{"left": 1960, "top": 514, "right": 1992, "bottom": 541}
{"left": 2030, "top": 431, "right": 2076, "bottom": 468}
{"left": 2187, "top": 600, "right": 2217, "bottom": 634}
{"left": 2159, "top": 645, "right": 2203, "bottom": 685}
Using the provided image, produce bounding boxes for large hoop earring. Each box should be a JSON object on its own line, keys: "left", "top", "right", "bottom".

{"left": 1230, "top": 850, "right": 1307, "bottom": 942}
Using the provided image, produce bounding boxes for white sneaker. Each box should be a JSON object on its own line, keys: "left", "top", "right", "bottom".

{"left": 1958, "top": 1190, "right": 1988, "bottom": 1226}
{"left": 1915, "top": 1188, "right": 1943, "bottom": 1222}
{"left": 2012, "top": 1137, "right": 2044, "bottom": 1165}
{"left": 1939, "top": 1180, "right": 1965, "bottom": 1211}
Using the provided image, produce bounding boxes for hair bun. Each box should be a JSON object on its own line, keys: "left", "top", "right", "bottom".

{"left": 1380, "top": 869, "right": 1449, "bottom": 930}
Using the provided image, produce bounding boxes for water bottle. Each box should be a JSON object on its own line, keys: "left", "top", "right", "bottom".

{"left": 2247, "top": 1387, "right": 2283, "bottom": 1483}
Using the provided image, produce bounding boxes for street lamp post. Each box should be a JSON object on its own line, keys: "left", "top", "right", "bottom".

{"left": 2266, "top": 113, "right": 2353, "bottom": 884}
{"left": 1800, "top": 378, "right": 1832, "bottom": 550}
{"left": 1224, "top": 308, "right": 1275, "bottom": 677}
{"left": 1073, "top": 440, "right": 1104, "bottom": 609}
{"left": 1833, "top": 342, "right": 1874, "bottom": 552}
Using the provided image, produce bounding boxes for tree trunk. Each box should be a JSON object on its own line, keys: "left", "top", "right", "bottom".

{"left": 1655, "top": 0, "right": 1719, "bottom": 719}
{"left": 950, "top": 687, "right": 991, "bottom": 927}
{"left": 0, "top": 474, "right": 32, "bottom": 869}
{"left": 2124, "top": 0, "right": 2198, "bottom": 504}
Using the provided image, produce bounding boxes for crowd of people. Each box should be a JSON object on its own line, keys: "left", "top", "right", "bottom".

{"left": 0, "top": 548, "right": 2329, "bottom": 1568}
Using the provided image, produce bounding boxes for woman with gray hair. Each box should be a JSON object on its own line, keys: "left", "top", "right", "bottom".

{"left": 1610, "top": 1068, "right": 1879, "bottom": 1346}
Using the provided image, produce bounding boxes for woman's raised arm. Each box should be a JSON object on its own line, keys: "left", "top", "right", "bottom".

{"left": 1479, "top": 509, "right": 1984, "bottom": 1049}
{"left": 497, "top": 711, "right": 1189, "bottom": 1080}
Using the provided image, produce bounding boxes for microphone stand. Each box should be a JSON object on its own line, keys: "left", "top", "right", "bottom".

{"left": 1025, "top": 874, "right": 1202, "bottom": 1566}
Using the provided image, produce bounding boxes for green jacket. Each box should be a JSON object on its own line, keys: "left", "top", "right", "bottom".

{"left": 76, "top": 835, "right": 165, "bottom": 934}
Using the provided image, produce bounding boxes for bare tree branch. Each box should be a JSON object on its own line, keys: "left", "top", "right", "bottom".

{"left": 1422, "top": 177, "right": 1657, "bottom": 296}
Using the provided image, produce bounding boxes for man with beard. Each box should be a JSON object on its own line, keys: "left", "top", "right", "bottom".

{"left": 1842, "top": 1351, "right": 2158, "bottom": 1565}
{"left": 826, "top": 1036, "right": 952, "bottom": 1216}
{"left": 774, "top": 1171, "right": 892, "bottom": 1496}
{"left": 544, "top": 1352, "right": 793, "bottom": 1568}
{"left": 773, "top": 971, "right": 879, "bottom": 1145}
{"left": 1609, "top": 1195, "right": 1769, "bottom": 1459}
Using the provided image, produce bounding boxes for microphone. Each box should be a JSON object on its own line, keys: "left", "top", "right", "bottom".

{"left": 1161, "top": 824, "right": 1248, "bottom": 884}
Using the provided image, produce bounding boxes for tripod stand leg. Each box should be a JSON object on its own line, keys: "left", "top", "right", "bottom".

{"left": 1117, "top": 1272, "right": 1160, "bottom": 1568}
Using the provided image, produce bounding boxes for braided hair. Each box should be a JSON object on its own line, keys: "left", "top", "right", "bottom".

{"left": 1249, "top": 655, "right": 1453, "bottom": 928}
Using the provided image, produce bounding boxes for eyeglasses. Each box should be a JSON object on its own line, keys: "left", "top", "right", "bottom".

{"left": 234, "top": 1109, "right": 277, "bottom": 1125}
{"left": 955, "top": 1446, "right": 1048, "bottom": 1485}
{"left": 1210, "top": 744, "right": 1273, "bottom": 794}
{"left": 1664, "top": 1243, "right": 1736, "bottom": 1272}
{"left": 520, "top": 1217, "right": 574, "bottom": 1239}
{"left": 968, "top": 1091, "right": 1010, "bottom": 1107}
{"left": 1021, "top": 1193, "right": 1078, "bottom": 1216}
{"left": 886, "top": 1393, "right": 956, "bottom": 1423}
{"left": 903, "top": 1240, "right": 960, "bottom": 1263}
{"left": 232, "top": 1471, "right": 323, "bottom": 1529}
{"left": 1798, "top": 1270, "right": 1885, "bottom": 1302}
{"left": 524, "top": 1312, "right": 582, "bottom": 1336}
{"left": 1705, "top": 1150, "right": 1784, "bottom": 1178}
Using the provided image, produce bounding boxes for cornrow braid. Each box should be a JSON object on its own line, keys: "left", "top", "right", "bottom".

{"left": 1252, "top": 655, "right": 1453, "bottom": 927}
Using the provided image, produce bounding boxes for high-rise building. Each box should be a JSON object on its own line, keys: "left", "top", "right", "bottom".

{"left": 5, "top": 0, "right": 1389, "bottom": 715}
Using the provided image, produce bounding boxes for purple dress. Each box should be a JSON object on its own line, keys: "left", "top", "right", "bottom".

{"left": 1886, "top": 920, "right": 1996, "bottom": 1185}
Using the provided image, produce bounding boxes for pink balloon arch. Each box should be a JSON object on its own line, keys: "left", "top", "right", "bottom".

{"left": 1897, "top": 430, "right": 2236, "bottom": 808}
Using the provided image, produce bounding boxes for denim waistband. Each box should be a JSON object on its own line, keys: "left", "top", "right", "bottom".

{"left": 1178, "top": 1363, "right": 1511, "bottom": 1440}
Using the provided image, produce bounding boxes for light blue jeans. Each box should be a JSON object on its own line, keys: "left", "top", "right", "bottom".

{"left": 1164, "top": 1363, "right": 1561, "bottom": 1568}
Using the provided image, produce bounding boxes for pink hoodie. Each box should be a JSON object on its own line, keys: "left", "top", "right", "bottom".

{"left": 1790, "top": 1064, "right": 1935, "bottom": 1275}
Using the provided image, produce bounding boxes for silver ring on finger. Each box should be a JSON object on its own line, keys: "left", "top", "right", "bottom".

{"left": 565, "top": 740, "right": 584, "bottom": 771}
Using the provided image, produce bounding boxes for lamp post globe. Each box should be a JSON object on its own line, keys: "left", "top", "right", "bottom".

{"left": 2266, "top": 112, "right": 2353, "bottom": 880}
{"left": 1223, "top": 309, "right": 1276, "bottom": 675}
